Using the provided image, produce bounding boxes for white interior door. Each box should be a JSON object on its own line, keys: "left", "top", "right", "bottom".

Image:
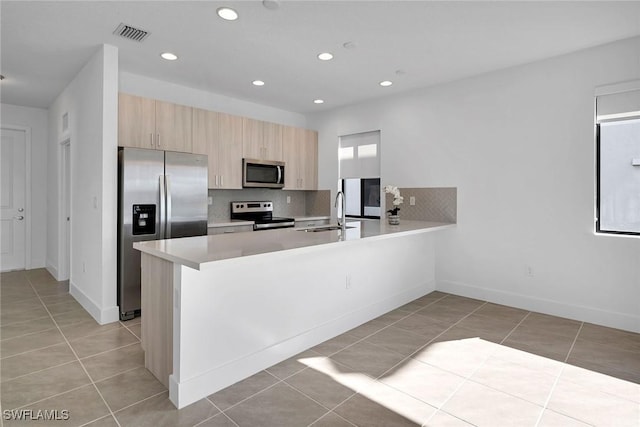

{"left": 59, "top": 141, "right": 71, "bottom": 280}
{"left": 1, "top": 128, "right": 27, "bottom": 271}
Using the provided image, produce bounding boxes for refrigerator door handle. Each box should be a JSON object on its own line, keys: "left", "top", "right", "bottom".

{"left": 159, "top": 175, "right": 166, "bottom": 239}
{"left": 165, "top": 175, "right": 172, "bottom": 238}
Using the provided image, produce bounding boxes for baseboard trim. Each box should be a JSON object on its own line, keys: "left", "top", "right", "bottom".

{"left": 45, "top": 261, "right": 59, "bottom": 281}
{"left": 437, "top": 279, "right": 640, "bottom": 333}
{"left": 69, "top": 281, "right": 120, "bottom": 325}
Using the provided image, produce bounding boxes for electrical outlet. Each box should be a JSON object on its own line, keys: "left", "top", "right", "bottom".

{"left": 287, "top": 196, "right": 291, "bottom": 204}
{"left": 208, "top": 196, "right": 213, "bottom": 205}
{"left": 525, "top": 265, "right": 534, "bottom": 277}
{"left": 410, "top": 196, "right": 416, "bottom": 206}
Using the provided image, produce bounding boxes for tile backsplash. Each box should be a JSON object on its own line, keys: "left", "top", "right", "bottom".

{"left": 208, "top": 189, "right": 330, "bottom": 222}
{"left": 385, "top": 187, "right": 457, "bottom": 223}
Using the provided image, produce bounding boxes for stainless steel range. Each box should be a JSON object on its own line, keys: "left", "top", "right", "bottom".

{"left": 230, "top": 201, "right": 295, "bottom": 231}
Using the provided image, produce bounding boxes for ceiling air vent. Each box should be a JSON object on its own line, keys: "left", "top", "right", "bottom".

{"left": 113, "top": 23, "right": 150, "bottom": 42}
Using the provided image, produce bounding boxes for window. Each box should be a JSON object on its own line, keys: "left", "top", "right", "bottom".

{"left": 340, "top": 178, "right": 381, "bottom": 218}
{"left": 339, "top": 131, "right": 381, "bottom": 219}
{"left": 596, "top": 87, "right": 640, "bottom": 235}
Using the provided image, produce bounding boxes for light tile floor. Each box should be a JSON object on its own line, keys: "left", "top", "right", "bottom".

{"left": 1, "top": 269, "right": 639, "bottom": 426}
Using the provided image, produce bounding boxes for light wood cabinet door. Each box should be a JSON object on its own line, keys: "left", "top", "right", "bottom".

{"left": 301, "top": 129, "right": 318, "bottom": 190}
{"left": 172, "top": 103, "right": 193, "bottom": 153}
{"left": 119, "top": 94, "right": 192, "bottom": 152}
{"left": 282, "top": 126, "right": 318, "bottom": 190}
{"left": 217, "top": 113, "right": 243, "bottom": 189}
{"left": 242, "top": 118, "right": 283, "bottom": 161}
{"left": 282, "top": 125, "right": 301, "bottom": 190}
{"left": 263, "top": 122, "right": 283, "bottom": 161}
{"left": 118, "top": 93, "right": 155, "bottom": 149}
{"left": 192, "top": 108, "right": 218, "bottom": 188}
{"left": 242, "top": 117, "right": 263, "bottom": 160}
{"left": 193, "top": 110, "right": 242, "bottom": 189}
{"left": 155, "top": 101, "right": 192, "bottom": 152}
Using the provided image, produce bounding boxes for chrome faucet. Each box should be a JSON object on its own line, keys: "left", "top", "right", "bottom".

{"left": 335, "top": 190, "right": 346, "bottom": 231}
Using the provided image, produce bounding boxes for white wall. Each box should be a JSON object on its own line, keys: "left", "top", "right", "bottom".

{"left": 0, "top": 104, "right": 48, "bottom": 269}
{"left": 119, "top": 72, "right": 307, "bottom": 128}
{"left": 48, "top": 44, "right": 119, "bottom": 324}
{"left": 308, "top": 36, "right": 640, "bottom": 333}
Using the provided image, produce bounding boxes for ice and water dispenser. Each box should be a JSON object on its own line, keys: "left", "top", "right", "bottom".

{"left": 132, "top": 204, "right": 156, "bottom": 235}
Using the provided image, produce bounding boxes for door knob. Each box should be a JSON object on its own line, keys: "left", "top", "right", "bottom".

{"left": 14, "top": 216, "right": 24, "bottom": 220}
{"left": 18, "top": 208, "right": 24, "bottom": 212}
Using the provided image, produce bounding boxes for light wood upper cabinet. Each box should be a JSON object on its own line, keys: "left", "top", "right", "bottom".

{"left": 301, "top": 129, "right": 318, "bottom": 190}
{"left": 118, "top": 93, "right": 155, "bottom": 149}
{"left": 217, "top": 113, "right": 243, "bottom": 189}
{"left": 120, "top": 93, "right": 318, "bottom": 191}
{"left": 118, "top": 93, "right": 192, "bottom": 152}
{"left": 283, "top": 126, "right": 318, "bottom": 190}
{"left": 192, "top": 108, "right": 242, "bottom": 189}
{"left": 242, "top": 118, "right": 283, "bottom": 161}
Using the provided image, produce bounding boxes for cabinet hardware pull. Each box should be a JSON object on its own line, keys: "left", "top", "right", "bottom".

{"left": 221, "top": 175, "right": 224, "bottom": 187}
{"left": 150, "top": 133, "right": 154, "bottom": 147}
{"left": 157, "top": 134, "right": 160, "bottom": 147}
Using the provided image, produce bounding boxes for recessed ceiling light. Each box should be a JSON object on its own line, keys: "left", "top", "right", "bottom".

{"left": 160, "top": 52, "right": 178, "bottom": 61}
{"left": 262, "top": 0, "right": 280, "bottom": 10}
{"left": 252, "top": 80, "right": 265, "bottom": 86}
{"left": 313, "top": 99, "right": 324, "bottom": 104}
{"left": 217, "top": 7, "right": 239, "bottom": 21}
{"left": 379, "top": 80, "right": 393, "bottom": 87}
{"left": 317, "top": 52, "right": 333, "bottom": 61}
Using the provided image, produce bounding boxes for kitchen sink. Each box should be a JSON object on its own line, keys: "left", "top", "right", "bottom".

{"left": 298, "top": 225, "right": 356, "bottom": 232}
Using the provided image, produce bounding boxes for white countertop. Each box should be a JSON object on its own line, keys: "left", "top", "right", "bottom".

{"left": 135, "top": 220, "right": 455, "bottom": 270}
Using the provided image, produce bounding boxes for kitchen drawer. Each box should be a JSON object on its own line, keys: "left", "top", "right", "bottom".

{"left": 208, "top": 225, "right": 254, "bottom": 235}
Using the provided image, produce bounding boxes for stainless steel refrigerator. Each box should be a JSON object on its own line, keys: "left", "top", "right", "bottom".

{"left": 117, "top": 147, "right": 208, "bottom": 320}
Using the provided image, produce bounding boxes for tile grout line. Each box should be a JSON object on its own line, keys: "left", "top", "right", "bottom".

{"left": 1, "top": 328, "right": 137, "bottom": 365}
{"left": 317, "top": 294, "right": 450, "bottom": 362}
{"left": 388, "top": 300, "right": 496, "bottom": 426}
{"left": 378, "top": 299, "right": 489, "bottom": 380}
{"left": 499, "top": 311, "right": 532, "bottom": 345}
{"left": 0, "top": 338, "right": 68, "bottom": 361}
{"left": 210, "top": 377, "right": 285, "bottom": 414}
{"left": 108, "top": 390, "right": 167, "bottom": 416}
{"left": 530, "top": 322, "right": 587, "bottom": 426}
{"left": 23, "top": 275, "right": 124, "bottom": 427}
{"left": 120, "top": 321, "right": 141, "bottom": 340}
{"left": 564, "top": 322, "right": 585, "bottom": 364}
{"left": 315, "top": 296, "right": 490, "bottom": 426}
{"left": 193, "top": 399, "right": 241, "bottom": 427}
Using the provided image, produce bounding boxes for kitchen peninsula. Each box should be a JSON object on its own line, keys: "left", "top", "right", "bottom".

{"left": 133, "top": 220, "right": 454, "bottom": 408}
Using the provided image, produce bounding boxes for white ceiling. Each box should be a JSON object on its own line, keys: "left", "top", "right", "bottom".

{"left": 2, "top": 1, "right": 640, "bottom": 113}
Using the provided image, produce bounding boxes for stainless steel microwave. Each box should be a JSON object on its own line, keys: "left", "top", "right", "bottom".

{"left": 242, "top": 158, "right": 285, "bottom": 188}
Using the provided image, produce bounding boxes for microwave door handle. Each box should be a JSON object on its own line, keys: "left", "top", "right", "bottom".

{"left": 165, "top": 175, "right": 172, "bottom": 238}
{"left": 277, "top": 165, "right": 282, "bottom": 184}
